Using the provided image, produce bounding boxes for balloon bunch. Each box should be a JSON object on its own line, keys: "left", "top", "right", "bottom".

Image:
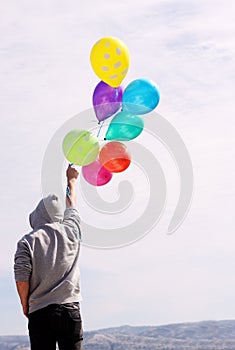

{"left": 62, "top": 36, "right": 160, "bottom": 186}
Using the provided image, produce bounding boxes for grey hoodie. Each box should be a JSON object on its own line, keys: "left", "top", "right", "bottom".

{"left": 14, "top": 194, "right": 82, "bottom": 314}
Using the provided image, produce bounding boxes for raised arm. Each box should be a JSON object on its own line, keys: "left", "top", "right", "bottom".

{"left": 66, "top": 164, "right": 79, "bottom": 208}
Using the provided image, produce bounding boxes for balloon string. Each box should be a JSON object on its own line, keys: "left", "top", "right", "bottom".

{"left": 97, "top": 120, "right": 105, "bottom": 138}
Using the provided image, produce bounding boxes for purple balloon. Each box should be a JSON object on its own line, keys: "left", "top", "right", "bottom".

{"left": 82, "top": 158, "right": 113, "bottom": 186}
{"left": 93, "top": 81, "right": 123, "bottom": 123}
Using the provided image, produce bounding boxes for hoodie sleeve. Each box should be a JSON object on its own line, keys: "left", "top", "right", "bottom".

{"left": 63, "top": 207, "right": 81, "bottom": 240}
{"left": 14, "top": 239, "right": 32, "bottom": 282}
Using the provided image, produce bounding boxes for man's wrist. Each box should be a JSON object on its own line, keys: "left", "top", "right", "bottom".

{"left": 22, "top": 303, "right": 28, "bottom": 309}
{"left": 67, "top": 179, "right": 76, "bottom": 186}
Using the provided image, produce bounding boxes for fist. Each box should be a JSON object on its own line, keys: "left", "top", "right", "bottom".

{"left": 66, "top": 164, "right": 79, "bottom": 182}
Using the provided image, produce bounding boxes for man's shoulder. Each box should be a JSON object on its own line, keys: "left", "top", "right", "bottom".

{"left": 19, "top": 227, "right": 49, "bottom": 243}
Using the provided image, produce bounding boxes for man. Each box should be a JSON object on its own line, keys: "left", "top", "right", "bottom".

{"left": 14, "top": 165, "right": 83, "bottom": 350}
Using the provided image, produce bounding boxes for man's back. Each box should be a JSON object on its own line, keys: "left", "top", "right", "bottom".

{"left": 15, "top": 207, "right": 82, "bottom": 314}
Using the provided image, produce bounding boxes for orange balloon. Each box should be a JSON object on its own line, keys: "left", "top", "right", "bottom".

{"left": 99, "top": 141, "right": 131, "bottom": 173}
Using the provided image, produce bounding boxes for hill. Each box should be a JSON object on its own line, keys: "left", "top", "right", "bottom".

{"left": 1, "top": 320, "right": 235, "bottom": 349}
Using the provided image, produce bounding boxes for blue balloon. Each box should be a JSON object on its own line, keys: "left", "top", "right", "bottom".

{"left": 105, "top": 111, "right": 144, "bottom": 141}
{"left": 122, "top": 79, "right": 160, "bottom": 115}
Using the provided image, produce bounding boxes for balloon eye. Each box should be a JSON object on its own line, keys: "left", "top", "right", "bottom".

{"left": 116, "top": 48, "right": 121, "bottom": 55}
{"left": 114, "top": 61, "right": 121, "bottom": 68}
{"left": 87, "top": 154, "right": 93, "bottom": 160}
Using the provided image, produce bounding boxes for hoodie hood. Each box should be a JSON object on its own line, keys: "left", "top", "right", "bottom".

{"left": 29, "top": 194, "right": 63, "bottom": 229}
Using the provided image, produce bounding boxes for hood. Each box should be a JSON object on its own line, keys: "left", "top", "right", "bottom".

{"left": 29, "top": 194, "right": 63, "bottom": 229}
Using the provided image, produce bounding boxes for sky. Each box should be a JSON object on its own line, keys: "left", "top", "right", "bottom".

{"left": 1, "top": 0, "right": 235, "bottom": 335}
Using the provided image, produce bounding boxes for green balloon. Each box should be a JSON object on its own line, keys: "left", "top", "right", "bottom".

{"left": 105, "top": 111, "right": 144, "bottom": 141}
{"left": 62, "top": 129, "right": 99, "bottom": 165}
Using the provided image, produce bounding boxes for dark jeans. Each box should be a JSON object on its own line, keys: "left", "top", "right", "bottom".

{"left": 28, "top": 303, "right": 83, "bottom": 350}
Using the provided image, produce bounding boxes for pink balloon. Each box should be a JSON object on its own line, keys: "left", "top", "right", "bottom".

{"left": 82, "top": 158, "right": 112, "bottom": 186}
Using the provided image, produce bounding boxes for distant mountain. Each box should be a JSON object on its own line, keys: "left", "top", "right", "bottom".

{"left": 0, "top": 336, "right": 29, "bottom": 350}
{"left": 2, "top": 320, "right": 235, "bottom": 349}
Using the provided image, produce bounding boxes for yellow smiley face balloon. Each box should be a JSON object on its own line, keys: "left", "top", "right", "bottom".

{"left": 90, "top": 37, "right": 130, "bottom": 88}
